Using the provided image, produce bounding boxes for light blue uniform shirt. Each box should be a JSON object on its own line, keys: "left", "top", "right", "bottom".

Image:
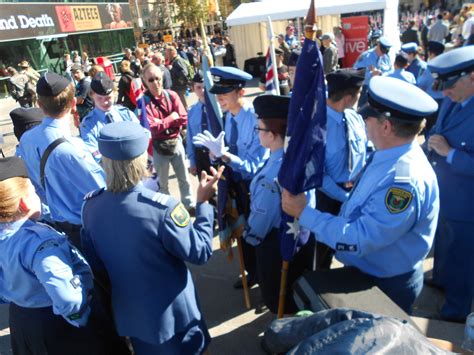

{"left": 244, "top": 148, "right": 315, "bottom": 246}
{"left": 384, "top": 68, "right": 416, "bottom": 84}
{"left": 353, "top": 48, "right": 393, "bottom": 83}
{"left": 224, "top": 101, "right": 269, "bottom": 180}
{"left": 80, "top": 105, "right": 138, "bottom": 162}
{"left": 0, "top": 219, "right": 93, "bottom": 327}
{"left": 245, "top": 148, "right": 284, "bottom": 246}
{"left": 18, "top": 117, "right": 105, "bottom": 225}
{"left": 417, "top": 66, "right": 444, "bottom": 100}
{"left": 320, "top": 107, "right": 368, "bottom": 202}
{"left": 186, "top": 101, "right": 205, "bottom": 168}
{"left": 300, "top": 141, "right": 439, "bottom": 278}
{"left": 406, "top": 58, "right": 427, "bottom": 80}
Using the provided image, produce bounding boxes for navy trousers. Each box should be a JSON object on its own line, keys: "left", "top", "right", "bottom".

{"left": 434, "top": 217, "right": 474, "bottom": 321}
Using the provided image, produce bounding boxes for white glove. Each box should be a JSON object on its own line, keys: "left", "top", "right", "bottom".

{"left": 193, "top": 130, "right": 228, "bottom": 158}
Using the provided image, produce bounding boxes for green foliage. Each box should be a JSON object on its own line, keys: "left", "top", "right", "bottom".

{"left": 175, "top": 0, "right": 208, "bottom": 27}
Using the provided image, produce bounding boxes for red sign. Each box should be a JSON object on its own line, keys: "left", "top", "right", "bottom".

{"left": 341, "top": 16, "right": 369, "bottom": 68}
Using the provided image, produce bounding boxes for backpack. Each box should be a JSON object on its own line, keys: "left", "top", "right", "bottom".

{"left": 173, "top": 56, "right": 194, "bottom": 86}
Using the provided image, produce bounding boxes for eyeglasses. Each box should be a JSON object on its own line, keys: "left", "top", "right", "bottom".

{"left": 254, "top": 125, "right": 271, "bottom": 133}
{"left": 147, "top": 77, "right": 162, "bottom": 83}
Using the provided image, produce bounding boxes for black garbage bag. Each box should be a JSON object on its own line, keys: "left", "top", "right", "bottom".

{"left": 263, "top": 308, "right": 453, "bottom": 354}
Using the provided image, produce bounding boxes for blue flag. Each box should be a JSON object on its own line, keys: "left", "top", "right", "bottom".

{"left": 277, "top": 37, "right": 327, "bottom": 261}
{"left": 202, "top": 54, "right": 223, "bottom": 135}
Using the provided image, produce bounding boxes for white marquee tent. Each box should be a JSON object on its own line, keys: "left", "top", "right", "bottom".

{"left": 225, "top": 0, "right": 400, "bottom": 70}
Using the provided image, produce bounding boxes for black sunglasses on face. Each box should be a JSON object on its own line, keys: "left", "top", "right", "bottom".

{"left": 147, "top": 77, "right": 162, "bottom": 83}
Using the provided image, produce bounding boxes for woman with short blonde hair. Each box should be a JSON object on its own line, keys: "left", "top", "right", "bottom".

{"left": 0, "top": 157, "right": 107, "bottom": 354}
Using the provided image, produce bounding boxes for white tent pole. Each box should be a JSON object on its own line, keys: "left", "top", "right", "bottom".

{"left": 267, "top": 16, "right": 280, "bottom": 95}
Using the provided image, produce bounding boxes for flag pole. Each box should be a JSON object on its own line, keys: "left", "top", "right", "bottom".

{"left": 200, "top": 17, "right": 250, "bottom": 309}
{"left": 200, "top": 19, "right": 214, "bottom": 67}
{"left": 237, "top": 237, "right": 251, "bottom": 309}
{"left": 276, "top": 0, "right": 317, "bottom": 320}
{"left": 277, "top": 261, "right": 289, "bottom": 318}
{"left": 267, "top": 16, "right": 280, "bottom": 96}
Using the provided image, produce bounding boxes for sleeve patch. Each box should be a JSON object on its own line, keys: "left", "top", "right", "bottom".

{"left": 170, "top": 203, "right": 190, "bottom": 227}
{"left": 336, "top": 243, "right": 357, "bottom": 252}
{"left": 385, "top": 187, "right": 412, "bottom": 214}
{"left": 37, "top": 240, "right": 59, "bottom": 252}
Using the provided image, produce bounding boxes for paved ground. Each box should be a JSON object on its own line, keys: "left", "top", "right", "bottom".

{"left": 0, "top": 82, "right": 470, "bottom": 354}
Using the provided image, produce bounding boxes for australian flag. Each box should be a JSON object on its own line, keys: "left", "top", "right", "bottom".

{"left": 277, "top": 37, "right": 327, "bottom": 261}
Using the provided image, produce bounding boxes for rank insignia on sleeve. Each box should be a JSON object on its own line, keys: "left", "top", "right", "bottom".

{"left": 170, "top": 203, "right": 190, "bottom": 227}
{"left": 385, "top": 187, "right": 412, "bottom": 214}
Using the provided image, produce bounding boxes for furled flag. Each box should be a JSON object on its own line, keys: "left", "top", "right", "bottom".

{"left": 265, "top": 16, "right": 280, "bottom": 95}
{"left": 265, "top": 48, "right": 277, "bottom": 94}
{"left": 277, "top": 2, "right": 327, "bottom": 262}
{"left": 202, "top": 49, "right": 239, "bottom": 259}
{"left": 202, "top": 53, "right": 223, "bottom": 136}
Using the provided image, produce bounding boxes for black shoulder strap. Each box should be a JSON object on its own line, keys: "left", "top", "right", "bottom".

{"left": 40, "top": 137, "right": 68, "bottom": 189}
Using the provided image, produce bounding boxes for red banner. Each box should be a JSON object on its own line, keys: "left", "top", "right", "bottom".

{"left": 341, "top": 16, "right": 369, "bottom": 68}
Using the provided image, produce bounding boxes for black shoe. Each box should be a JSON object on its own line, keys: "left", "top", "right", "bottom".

{"left": 233, "top": 276, "right": 256, "bottom": 289}
{"left": 255, "top": 300, "right": 268, "bottom": 314}
{"left": 424, "top": 277, "right": 444, "bottom": 291}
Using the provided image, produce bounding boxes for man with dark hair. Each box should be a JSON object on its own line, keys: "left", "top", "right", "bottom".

{"left": 401, "top": 20, "right": 420, "bottom": 44}
{"left": 384, "top": 52, "right": 416, "bottom": 84}
{"left": 315, "top": 68, "right": 369, "bottom": 268}
{"left": 283, "top": 76, "right": 439, "bottom": 313}
{"left": 6, "top": 67, "right": 32, "bottom": 108}
{"left": 71, "top": 64, "right": 94, "bottom": 121}
{"left": 428, "top": 14, "right": 449, "bottom": 43}
{"left": 17, "top": 72, "right": 105, "bottom": 248}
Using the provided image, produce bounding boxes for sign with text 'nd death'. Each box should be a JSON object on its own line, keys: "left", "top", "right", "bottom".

{"left": 0, "top": 3, "right": 133, "bottom": 42}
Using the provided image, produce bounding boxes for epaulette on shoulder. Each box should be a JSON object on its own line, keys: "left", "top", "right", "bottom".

{"left": 394, "top": 160, "right": 411, "bottom": 184}
{"left": 141, "top": 189, "right": 171, "bottom": 207}
{"left": 84, "top": 188, "right": 105, "bottom": 201}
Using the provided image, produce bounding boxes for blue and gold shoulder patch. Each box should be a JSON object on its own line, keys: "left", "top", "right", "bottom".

{"left": 170, "top": 203, "right": 190, "bottom": 228}
{"left": 385, "top": 187, "right": 412, "bottom": 214}
{"left": 84, "top": 188, "right": 105, "bottom": 201}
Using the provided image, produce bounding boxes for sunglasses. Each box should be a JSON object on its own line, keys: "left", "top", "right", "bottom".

{"left": 147, "top": 76, "right": 162, "bottom": 83}
{"left": 432, "top": 71, "right": 468, "bottom": 91}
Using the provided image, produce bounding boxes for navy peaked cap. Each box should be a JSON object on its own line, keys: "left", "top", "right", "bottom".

{"left": 98, "top": 122, "right": 148, "bottom": 160}
{"left": 209, "top": 66, "right": 252, "bottom": 94}
{"left": 37, "top": 72, "right": 71, "bottom": 97}
{"left": 91, "top": 72, "right": 114, "bottom": 96}
{"left": 253, "top": 95, "right": 290, "bottom": 120}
